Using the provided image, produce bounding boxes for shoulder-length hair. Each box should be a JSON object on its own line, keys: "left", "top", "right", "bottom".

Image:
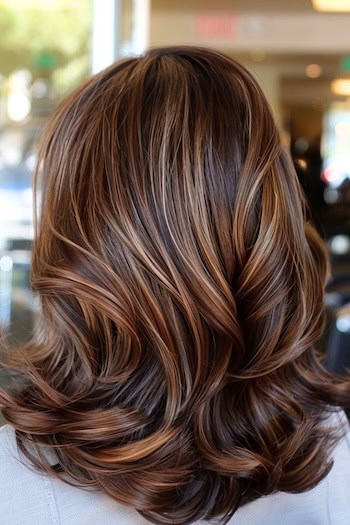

{"left": 1, "top": 47, "right": 349, "bottom": 525}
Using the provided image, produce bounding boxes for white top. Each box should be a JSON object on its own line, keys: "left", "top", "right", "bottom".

{"left": 0, "top": 412, "right": 349, "bottom": 525}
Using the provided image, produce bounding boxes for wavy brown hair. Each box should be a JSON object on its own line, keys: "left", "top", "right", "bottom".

{"left": 1, "top": 47, "right": 350, "bottom": 524}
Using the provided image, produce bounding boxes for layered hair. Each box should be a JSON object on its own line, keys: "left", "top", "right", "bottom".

{"left": 1, "top": 47, "right": 350, "bottom": 524}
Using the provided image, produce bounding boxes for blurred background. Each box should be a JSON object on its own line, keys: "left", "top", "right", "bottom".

{"left": 1, "top": 0, "right": 350, "bottom": 383}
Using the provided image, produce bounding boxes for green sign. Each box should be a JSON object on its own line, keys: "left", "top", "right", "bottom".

{"left": 341, "top": 56, "right": 350, "bottom": 72}
{"left": 33, "top": 51, "right": 57, "bottom": 70}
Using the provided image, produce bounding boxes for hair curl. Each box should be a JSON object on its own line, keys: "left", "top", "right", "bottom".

{"left": 1, "top": 47, "right": 350, "bottom": 525}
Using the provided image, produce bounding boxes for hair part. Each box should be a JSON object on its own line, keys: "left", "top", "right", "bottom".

{"left": 1, "top": 46, "right": 350, "bottom": 525}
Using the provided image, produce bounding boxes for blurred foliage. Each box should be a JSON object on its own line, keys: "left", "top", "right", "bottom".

{"left": 0, "top": 1, "right": 92, "bottom": 92}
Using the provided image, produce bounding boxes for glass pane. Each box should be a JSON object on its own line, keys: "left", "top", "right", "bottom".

{"left": 0, "top": 0, "right": 92, "bottom": 346}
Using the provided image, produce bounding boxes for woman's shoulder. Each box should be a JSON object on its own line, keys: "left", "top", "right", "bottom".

{"left": 0, "top": 412, "right": 349, "bottom": 525}
{"left": 0, "top": 423, "right": 148, "bottom": 525}
{"left": 0, "top": 423, "right": 58, "bottom": 524}
{"left": 0, "top": 423, "right": 30, "bottom": 471}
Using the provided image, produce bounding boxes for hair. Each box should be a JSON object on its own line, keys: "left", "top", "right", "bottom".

{"left": 1, "top": 46, "right": 350, "bottom": 525}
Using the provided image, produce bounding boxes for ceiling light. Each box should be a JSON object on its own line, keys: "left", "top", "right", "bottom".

{"left": 331, "top": 79, "right": 350, "bottom": 96}
{"left": 305, "top": 64, "right": 322, "bottom": 78}
{"left": 312, "top": 0, "right": 350, "bottom": 12}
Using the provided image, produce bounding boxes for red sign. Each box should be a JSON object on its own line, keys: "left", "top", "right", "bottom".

{"left": 195, "top": 14, "right": 237, "bottom": 38}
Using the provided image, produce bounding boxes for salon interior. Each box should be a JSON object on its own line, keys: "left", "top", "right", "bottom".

{"left": 1, "top": 0, "right": 350, "bottom": 424}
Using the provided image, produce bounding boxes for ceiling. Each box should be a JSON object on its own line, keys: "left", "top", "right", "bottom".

{"left": 150, "top": 0, "right": 350, "bottom": 104}
{"left": 237, "top": 52, "right": 344, "bottom": 78}
{"left": 239, "top": 52, "right": 350, "bottom": 103}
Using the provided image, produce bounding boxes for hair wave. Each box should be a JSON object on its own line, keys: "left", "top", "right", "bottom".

{"left": 1, "top": 47, "right": 350, "bottom": 524}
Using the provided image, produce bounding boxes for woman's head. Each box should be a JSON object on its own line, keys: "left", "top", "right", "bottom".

{"left": 1, "top": 47, "right": 349, "bottom": 525}
{"left": 34, "top": 46, "right": 326, "bottom": 380}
